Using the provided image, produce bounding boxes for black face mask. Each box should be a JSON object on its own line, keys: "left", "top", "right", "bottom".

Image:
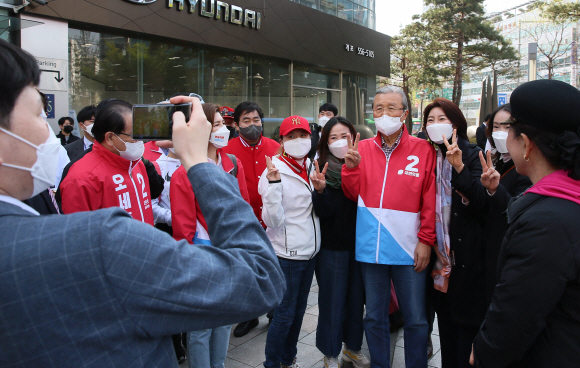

{"left": 239, "top": 124, "right": 263, "bottom": 141}
{"left": 63, "top": 125, "right": 74, "bottom": 134}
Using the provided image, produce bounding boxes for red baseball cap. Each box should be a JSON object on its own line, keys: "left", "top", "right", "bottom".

{"left": 279, "top": 115, "right": 311, "bottom": 136}
{"left": 220, "top": 106, "right": 234, "bottom": 121}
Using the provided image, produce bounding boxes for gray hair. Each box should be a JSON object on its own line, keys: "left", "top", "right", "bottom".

{"left": 375, "top": 86, "right": 409, "bottom": 111}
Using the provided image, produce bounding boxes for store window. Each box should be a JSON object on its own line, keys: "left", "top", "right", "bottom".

{"left": 68, "top": 27, "right": 290, "bottom": 139}
{"left": 68, "top": 27, "right": 377, "bottom": 140}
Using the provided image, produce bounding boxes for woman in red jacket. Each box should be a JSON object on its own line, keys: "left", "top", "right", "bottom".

{"left": 170, "top": 103, "right": 250, "bottom": 368}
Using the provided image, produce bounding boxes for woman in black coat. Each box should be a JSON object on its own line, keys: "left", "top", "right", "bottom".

{"left": 478, "top": 104, "right": 531, "bottom": 305}
{"left": 423, "top": 98, "right": 487, "bottom": 368}
{"left": 471, "top": 80, "right": 580, "bottom": 367}
{"left": 310, "top": 117, "right": 368, "bottom": 368}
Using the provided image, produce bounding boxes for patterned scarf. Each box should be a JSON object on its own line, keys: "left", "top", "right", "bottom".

{"left": 432, "top": 148, "right": 453, "bottom": 293}
{"left": 324, "top": 153, "right": 344, "bottom": 190}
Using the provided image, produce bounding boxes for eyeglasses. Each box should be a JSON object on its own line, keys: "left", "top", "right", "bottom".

{"left": 373, "top": 106, "right": 405, "bottom": 115}
{"left": 113, "top": 132, "right": 135, "bottom": 142}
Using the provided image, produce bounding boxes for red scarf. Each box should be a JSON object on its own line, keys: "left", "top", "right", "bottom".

{"left": 279, "top": 151, "right": 309, "bottom": 183}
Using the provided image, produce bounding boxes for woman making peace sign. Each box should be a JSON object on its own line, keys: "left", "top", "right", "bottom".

{"left": 422, "top": 98, "right": 487, "bottom": 368}
{"left": 259, "top": 116, "right": 321, "bottom": 368}
{"left": 310, "top": 117, "right": 370, "bottom": 368}
{"left": 478, "top": 104, "right": 531, "bottom": 307}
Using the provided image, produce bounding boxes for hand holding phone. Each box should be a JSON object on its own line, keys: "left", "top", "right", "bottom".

{"left": 170, "top": 96, "right": 211, "bottom": 170}
{"left": 132, "top": 103, "right": 192, "bottom": 141}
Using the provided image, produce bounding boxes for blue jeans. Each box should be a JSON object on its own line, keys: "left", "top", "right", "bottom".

{"left": 264, "top": 257, "right": 316, "bottom": 368}
{"left": 316, "top": 248, "right": 365, "bottom": 357}
{"left": 360, "top": 263, "right": 428, "bottom": 368}
{"left": 187, "top": 325, "right": 232, "bottom": 368}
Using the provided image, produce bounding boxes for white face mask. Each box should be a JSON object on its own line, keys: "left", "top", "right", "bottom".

{"left": 113, "top": 134, "right": 144, "bottom": 161}
{"left": 318, "top": 116, "right": 330, "bottom": 128}
{"left": 328, "top": 139, "right": 349, "bottom": 159}
{"left": 375, "top": 112, "right": 405, "bottom": 136}
{"left": 83, "top": 122, "right": 94, "bottom": 138}
{"left": 284, "top": 137, "right": 311, "bottom": 159}
{"left": 0, "top": 122, "right": 61, "bottom": 198}
{"left": 492, "top": 131, "right": 509, "bottom": 154}
{"left": 426, "top": 123, "right": 454, "bottom": 144}
{"left": 210, "top": 125, "right": 230, "bottom": 149}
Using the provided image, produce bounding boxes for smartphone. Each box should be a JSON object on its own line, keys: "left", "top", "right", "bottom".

{"left": 132, "top": 103, "right": 191, "bottom": 140}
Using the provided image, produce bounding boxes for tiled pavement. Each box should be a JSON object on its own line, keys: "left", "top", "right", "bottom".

{"left": 180, "top": 276, "right": 441, "bottom": 368}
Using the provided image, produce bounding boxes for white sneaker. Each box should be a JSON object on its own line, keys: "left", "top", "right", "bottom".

{"left": 341, "top": 346, "right": 370, "bottom": 368}
{"left": 324, "top": 355, "right": 340, "bottom": 368}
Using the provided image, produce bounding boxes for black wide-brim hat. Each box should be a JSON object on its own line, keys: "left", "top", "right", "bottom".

{"left": 510, "top": 79, "right": 580, "bottom": 134}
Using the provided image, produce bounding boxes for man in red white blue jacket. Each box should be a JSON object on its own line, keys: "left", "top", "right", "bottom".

{"left": 341, "top": 86, "right": 436, "bottom": 368}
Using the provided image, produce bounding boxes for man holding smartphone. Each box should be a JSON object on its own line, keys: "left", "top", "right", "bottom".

{"left": 0, "top": 39, "right": 285, "bottom": 367}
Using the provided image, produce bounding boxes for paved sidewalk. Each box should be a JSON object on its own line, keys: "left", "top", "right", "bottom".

{"left": 181, "top": 276, "right": 442, "bottom": 368}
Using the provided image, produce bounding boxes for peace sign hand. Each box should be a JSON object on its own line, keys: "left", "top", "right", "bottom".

{"left": 443, "top": 129, "right": 464, "bottom": 173}
{"left": 479, "top": 150, "right": 500, "bottom": 194}
{"left": 265, "top": 156, "right": 281, "bottom": 182}
{"left": 310, "top": 160, "right": 329, "bottom": 193}
{"left": 344, "top": 133, "right": 361, "bottom": 169}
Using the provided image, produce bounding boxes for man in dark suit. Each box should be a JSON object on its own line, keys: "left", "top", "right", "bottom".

{"left": 476, "top": 113, "right": 491, "bottom": 151}
{"left": 0, "top": 40, "right": 285, "bottom": 367}
{"left": 64, "top": 104, "right": 96, "bottom": 160}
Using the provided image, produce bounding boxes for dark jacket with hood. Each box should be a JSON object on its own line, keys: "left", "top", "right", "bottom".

{"left": 474, "top": 170, "right": 580, "bottom": 367}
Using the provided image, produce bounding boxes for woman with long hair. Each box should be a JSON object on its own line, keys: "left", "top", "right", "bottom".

{"left": 170, "top": 103, "right": 250, "bottom": 368}
{"left": 471, "top": 80, "right": 580, "bottom": 367}
{"left": 312, "top": 117, "right": 369, "bottom": 368}
{"left": 422, "top": 98, "right": 487, "bottom": 368}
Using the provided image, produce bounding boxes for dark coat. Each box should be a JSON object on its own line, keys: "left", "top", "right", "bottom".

{"left": 311, "top": 185, "right": 357, "bottom": 252}
{"left": 474, "top": 193, "right": 580, "bottom": 368}
{"left": 482, "top": 160, "right": 531, "bottom": 305}
{"left": 56, "top": 132, "right": 80, "bottom": 147}
{"left": 436, "top": 137, "right": 488, "bottom": 326}
{"left": 64, "top": 138, "right": 86, "bottom": 161}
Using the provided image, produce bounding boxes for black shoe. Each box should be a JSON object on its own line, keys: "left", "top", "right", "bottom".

{"left": 233, "top": 318, "right": 259, "bottom": 337}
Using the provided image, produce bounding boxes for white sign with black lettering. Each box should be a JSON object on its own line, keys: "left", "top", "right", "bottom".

{"left": 36, "top": 57, "right": 68, "bottom": 92}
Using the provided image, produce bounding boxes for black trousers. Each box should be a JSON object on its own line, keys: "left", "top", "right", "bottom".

{"left": 436, "top": 294, "right": 479, "bottom": 368}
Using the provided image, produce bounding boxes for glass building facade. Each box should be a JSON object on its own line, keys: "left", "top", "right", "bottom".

{"left": 68, "top": 28, "right": 377, "bottom": 138}
{"left": 289, "top": 0, "right": 375, "bottom": 30}
{"left": 10, "top": 0, "right": 388, "bottom": 138}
